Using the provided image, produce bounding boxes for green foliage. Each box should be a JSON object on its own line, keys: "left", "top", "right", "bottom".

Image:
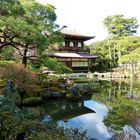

{"left": 119, "top": 51, "right": 140, "bottom": 64}
{"left": 0, "top": 0, "right": 63, "bottom": 68}
{"left": 0, "top": 46, "right": 15, "bottom": 60}
{"left": 23, "top": 97, "right": 43, "bottom": 105}
{"left": 0, "top": 0, "right": 67, "bottom": 73}
{"left": 103, "top": 14, "right": 139, "bottom": 37}
{"left": 116, "top": 36, "right": 140, "bottom": 53}
{"left": 65, "top": 93, "right": 74, "bottom": 99}
{"left": 0, "top": 95, "right": 90, "bottom": 140}
{"left": 88, "top": 36, "right": 140, "bottom": 71}
{"left": 44, "top": 58, "right": 72, "bottom": 74}
{"left": 0, "top": 0, "right": 25, "bottom": 17}
{"left": 30, "top": 56, "right": 72, "bottom": 73}
{"left": 118, "top": 47, "right": 140, "bottom": 73}
{"left": 0, "top": 63, "right": 37, "bottom": 90}
{"left": 74, "top": 77, "right": 91, "bottom": 83}
{"left": 103, "top": 105, "right": 130, "bottom": 132}
{"left": 0, "top": 63, "right": 37, "bottom": 103}
{"left": 115, "top": 36, "right": 140, "bottom": 76}
{"left": 101, "top": 15, "right": 139, "bottom": 70}
{"left": 28, "top": 125, "right": 90, "bottom": 140}
{"left": 88, "top": 39, "right": 114, "bottom": 71}
{"left": 25, "top": 85, "right": 44, "bottom": 97}
{"left": 0, "top": 95, "right": 33, "bottom": 139}
{"left": 92, "top": 79, "right": 140, "bottom": 136}
{"left": 0, "top": 60, "right": 16, "bottom": 65}
{"left": 103, "top": 103, "right": 140, "bottom": 135}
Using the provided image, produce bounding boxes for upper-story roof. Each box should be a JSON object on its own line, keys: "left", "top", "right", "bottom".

{"left": 60, "top": 28, "right": 95, "bottom": 41}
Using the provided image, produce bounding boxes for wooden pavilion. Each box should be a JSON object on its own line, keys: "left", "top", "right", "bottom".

{"left": 50, "top": 28, "right": 97, "bottom": 73}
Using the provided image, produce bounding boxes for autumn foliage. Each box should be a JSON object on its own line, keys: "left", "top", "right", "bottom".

{"left": 0, "top": 63, "right": 37, "bottom": 92}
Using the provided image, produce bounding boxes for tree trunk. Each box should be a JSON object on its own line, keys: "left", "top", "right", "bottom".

{"left": 113, "top": 41, "right": 116, "bottom": 67}
{"left": 118, "top": 50, "right": 121, "bottom": 66}
{"left": 108, "top": 39, "right": 112, "bottom": 69}
{"left": 130, "top": 61, "right": 134, "bottom": 92}
{"left": 22, "top": 56, "right": 27, "bottom": 67}
{"left": 19, "top": 91, "right": 25, "bottom": 104}
{"left": 22, "top": 46, "right": 28, "bottom": 67}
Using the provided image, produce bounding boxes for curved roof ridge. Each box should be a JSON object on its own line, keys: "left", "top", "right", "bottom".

{"left": 60, "top": 28, "right": 95, "bottom": 40}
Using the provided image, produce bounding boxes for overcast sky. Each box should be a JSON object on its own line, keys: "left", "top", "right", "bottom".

{"left": 37, "top": 0, "right": 140, "bottom": 42}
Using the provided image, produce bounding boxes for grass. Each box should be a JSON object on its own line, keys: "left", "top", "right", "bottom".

{"left": 74, "top": 77, "right": 91, "bottom": 83}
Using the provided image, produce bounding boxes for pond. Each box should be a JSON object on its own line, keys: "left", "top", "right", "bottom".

{"left": 32, "top": 79, "right": 140, "bottom": 140}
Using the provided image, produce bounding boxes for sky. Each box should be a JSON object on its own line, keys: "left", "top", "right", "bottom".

{"left": 37, "top": 0, "right": 140, "bottom": 43}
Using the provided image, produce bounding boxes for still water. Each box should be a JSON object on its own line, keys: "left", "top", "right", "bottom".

{"left": 57, "top": 100, "right": 109, "bottom": 140}
{"left": 38, "top": 79, "right": 140, "bottom": 140}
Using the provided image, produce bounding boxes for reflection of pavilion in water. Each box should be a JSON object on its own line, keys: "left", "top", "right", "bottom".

{"left": 42, "top": 100, "right": 95, "bottom": 122}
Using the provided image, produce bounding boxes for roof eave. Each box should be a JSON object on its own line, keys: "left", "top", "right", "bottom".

{"left": 64, "top": 34, "right": 95, "bottom": 41}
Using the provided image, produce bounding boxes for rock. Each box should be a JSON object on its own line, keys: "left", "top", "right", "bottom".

{"left": 70, "top": 86, "right": 79, "bottom": 96}
{"left": 41, "top": 88, "right": 52, "bottom": 99}
{"left": 52, "top": 92, "right": 62, "bottom": 97}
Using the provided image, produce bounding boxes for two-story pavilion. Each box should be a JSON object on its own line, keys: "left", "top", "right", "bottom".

{"left": 50, "top": 28, "right": 97, "bottom": 73}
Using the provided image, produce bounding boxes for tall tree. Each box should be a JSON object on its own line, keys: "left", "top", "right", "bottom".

{"left": 103, "top": 15, "right": 139, "bottom": 68}
{"left": 103, "top": 14, "right": 139, "bottom": 38}
{"left": 118, "top": 47, "right": 140, "bottom": 79}
{"left": 0, "top": 0, "right": 63, "bottom": 66}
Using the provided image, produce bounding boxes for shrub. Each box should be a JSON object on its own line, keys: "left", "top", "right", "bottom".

{"left": 0, "top": 96, "right": 34, "bottom": 139}
{"left": 0, "top": 63, "right": 37, "bottom": 88}
{"left": 23, "top": 97, "right": 43, "bottom": 105}
{"left": 0, "top": 63, "right": 37, "bottom": 103}
{"left": 0, "top": 60, "right": 16, "bottom": 65}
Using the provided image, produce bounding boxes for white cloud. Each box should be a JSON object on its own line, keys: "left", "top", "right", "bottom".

{"left": 65, "top": 100, "right": 110, "bottom": 139}
{"left": 37, "top": 0, "right": 140, "bottom": 42}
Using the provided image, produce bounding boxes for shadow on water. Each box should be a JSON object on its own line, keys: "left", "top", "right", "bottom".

{"left": 41, "top": 99, "right": 96, "bottom": 122}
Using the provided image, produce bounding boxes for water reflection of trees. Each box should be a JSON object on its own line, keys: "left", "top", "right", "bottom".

{"left": 92, "top": 79, "right": 140, "bottom": 139}
{"left": 103, "top": 104, "right": 140, "bottom": 139}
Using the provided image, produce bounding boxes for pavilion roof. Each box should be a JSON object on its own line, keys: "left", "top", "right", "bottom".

{"left": 61, "top": 28, "right": 95, "bottom": 41}
{"left": 51, "top": 52, "right": 97, "bottom": 59}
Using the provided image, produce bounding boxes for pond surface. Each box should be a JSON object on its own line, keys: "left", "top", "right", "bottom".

{"left": 57, "top": 100, "right": 109, "bottom": 140}
{"left": 35, "top": 79, "right": 140, "bottom": 140}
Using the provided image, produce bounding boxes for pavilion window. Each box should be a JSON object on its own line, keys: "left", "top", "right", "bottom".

{"left": 72, "top": 58, "right": 80, "bottom": 61}
{"left": 83, "top": 62, "right": 88, "bottom": 66}
{"left": 58, "top": 58, "right": 71, "bottom": 61}
{"left": 70, "top": 41, "right": 74, "bottom": 47}
{"left": 72, "top": 62, "right": 88, "bottom": 67}
{"left": 80, "top": 58, "right": 88, "bottom": 61}
{"left": 78, "top": 42, "right": 82, "bottom": 47}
